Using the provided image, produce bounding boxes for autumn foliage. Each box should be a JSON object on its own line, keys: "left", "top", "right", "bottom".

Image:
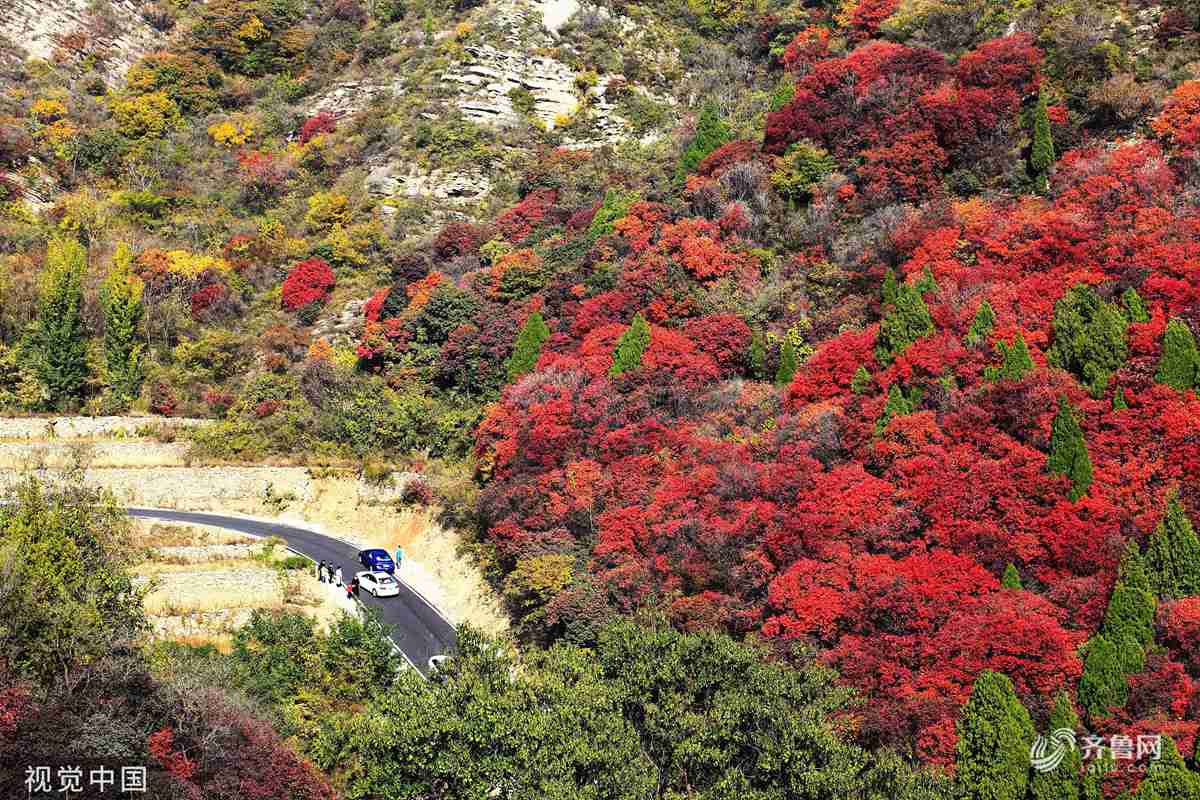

{"left": 281, "top": 258, "right": 335, "bottom": 311}
{"left": 471, "top": 136, "right": 1200, "bottom": 766}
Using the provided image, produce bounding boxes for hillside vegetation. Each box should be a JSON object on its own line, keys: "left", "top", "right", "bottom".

{"left": 5, "top": 0, "right": 1200, "bottom": 796}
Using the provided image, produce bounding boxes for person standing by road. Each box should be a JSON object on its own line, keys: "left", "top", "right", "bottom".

{"left": 317, "top": 560, "right": 327, "bottom": 583}
{"left": 334, "top": 565, "right": 343, "bottom": 586}
{"left": 394, "top": 545, "right": 404, "bottom": 571}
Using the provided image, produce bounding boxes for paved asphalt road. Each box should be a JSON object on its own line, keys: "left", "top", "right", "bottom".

{"left": 128, "top": 508, "right": 457, "bottom": 676}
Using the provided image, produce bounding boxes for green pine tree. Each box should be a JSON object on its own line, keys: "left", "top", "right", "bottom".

{"left": 675, "top": 101, "right": 731, "bottom": 182}
{"left": 1117, "top": 630, "right": 1148, "bottom": 677}
{"left": 100, "top": 243, "right": 145, "bottom": 404}
{"left": 1144, "top": 491, "right": 1200, "bottom": 601}
{"left": 1112, "top": 387, "right": 1128, "bottom": 411}
{"left": 1101, "top": 541, "right": 1156, "bottom": 643}
{"left": 506, "top": 311, "right": 551, "bottom": 382}
{"left": 954, "top": 670, "right": 1036, "bottom": 800}
{"left": 1048, "top": 285, "right": 1128, "bottom": 397}
{"left": 1031, "top": 87, "right": 1056, "bottom": 194}
{"left": 1046, "top": 397, "right": 1093, "bottom": 500}
{"left": 965, "top": 299, "right": 996, "bottom": 347}
{"left": 1133, "top": 736, "right": 1200, "bottom": 800}
{"left": 985, "top": 332, "right": 1035, "bottom": 382}
{"left": 882, "top": 267, "right": 899, "bottom": 306}
{"left": 1117, "top": 538, "right": 1154, "bottom": 594}
{"left": 774, "top": 337, "right": 798, "bottom": 387}
{"left": 875, "top": 383, "right": 916, "bottom": 435}
{"left": 1029, "top": 691, "right": 1082, "bottom": 800}
{"left": 1078, "top": 635, "right": 1130, "bottom": 720}
{"left": 1122, "top": 287, "right": 1150, "bottom": 323}
{"left": 749, "top": 332, "right": 766, "bottom": 381}
{"left": 30, "top": 237, "right": 90, "bottom": 408}
{"left": 1156, "top": 318, "right": 1200, "bottom": 392}
{"left": 1001, "top": 563, "right": 1022, "bottom": 589}
{"left": 876, "top": 283, "right": 934, "bottom": 365}
{"left": 610, "top": 313, "right": 651, "bottom": 377}
{"left": 851, "top": 365, "right": 873, "bottom": 395}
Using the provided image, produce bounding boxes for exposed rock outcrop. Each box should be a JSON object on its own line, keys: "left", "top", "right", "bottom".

{"left": 0, "top": 0, "right": 167, "bottom": 85}
{"left": 309, "top": 0, "right": 670, "bottom": 150}
{"left": 365, "top": 162, "right": 492, "bottom": 203}
{"left": 311, "top": 299, "right": 367, "bottom": 345}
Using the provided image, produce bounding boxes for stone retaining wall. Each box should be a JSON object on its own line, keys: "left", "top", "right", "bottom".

{"left": 0, "top": 416, "right": 207, "bottom": 440}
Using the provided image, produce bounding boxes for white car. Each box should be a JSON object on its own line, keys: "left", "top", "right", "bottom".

{"left": 357, "top": 570, "right": 400, "bottom": 597}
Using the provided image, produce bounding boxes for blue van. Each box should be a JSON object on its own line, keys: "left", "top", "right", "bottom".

{"left": 358, "top": 548, "right": 396, "bottom": 574}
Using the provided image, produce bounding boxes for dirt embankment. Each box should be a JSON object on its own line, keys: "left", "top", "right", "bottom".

{"left": 0, "top": 417, "right": 509, "bottom": 638}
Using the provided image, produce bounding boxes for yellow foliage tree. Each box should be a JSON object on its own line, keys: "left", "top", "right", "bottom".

{"left": 207, "top": 116, "right": 257, "bottom": 147}
{"left": 235, "top": 15, "right": 270, "bottom": 43}
{"left": 31, "top": 97, "right": 68, "bottom": 122}
{"left": 109, "top": 91, "right": 180, "bottom": 140}
{"left": 304, "top": 191, "right": 351, "bottom": 233}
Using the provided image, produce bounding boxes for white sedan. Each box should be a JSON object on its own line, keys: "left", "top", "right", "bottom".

{"left": 357, "top": 570, "right": 400, "bottom": 597}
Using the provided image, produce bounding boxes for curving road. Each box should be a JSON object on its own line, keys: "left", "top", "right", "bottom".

{"left": 127, "top": 508, "right": 456, "bottom": 676}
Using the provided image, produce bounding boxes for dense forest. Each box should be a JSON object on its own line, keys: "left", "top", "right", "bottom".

{"left": 5, "top": 0, "right": 1200, "bottom": 796}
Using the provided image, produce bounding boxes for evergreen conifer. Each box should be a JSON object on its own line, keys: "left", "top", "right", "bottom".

{"left": 955, "top": 670, "right": 1036, "bottom": 800}
{"left": 31, "top": 238, "right": 89, "bottom": 408}
{"left": 775, "top": 337, "right": 798, "bottom": 387}
{"left": 610, "top": 313, "right": 651, "bottom": 377}
{"left": 965, "top": 300, "right": 996, "bottom": 347}
{"left": 1029, "top": 691, "right": 1082, "bottom": 800}
{"left": 100, "top": 243, "right": 145, "bottom": 403}
{"left": 1047, "top": 397, "right": 1093, "bottom": 500}
{"left": 877, "top": 283, "right": 934, "bottom": 365}
{"left": 506, "top": 311, "right": 550, "bottom": 382}
{"left": 1145, "top": 491, "right": 1200, "bottom": 600}
{"left": 1156, "top": 318, "right": 1200, "bottom": 392}
{"left": 1031, "top": 88, "right": 1056, "bottom": 194}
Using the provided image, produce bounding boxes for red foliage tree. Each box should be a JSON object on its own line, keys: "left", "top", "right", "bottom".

{"left": 148, "top": 727, "right": 197, "bottom": 781}
{"left": 496, "top": 188, "right": 558, "bottom": 242}
{"left": 696, "top": 139, "right": 762, "bottom": 178}
{"left": 298, "top": 112, "right": 336, "bottom": 144}
{"left": 433, "top": 221, "right": 495, "bottom": 259}
{"left": 845, "top": 0, "right": 900, "bottom": 41}
{"left": 281, "top": 258, "right": 336, "bottom": 311}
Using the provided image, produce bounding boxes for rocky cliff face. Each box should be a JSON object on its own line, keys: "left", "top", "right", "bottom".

{"left": 312, "top": 0, "right": 675, "bottom": 147}
{"left": 0, "top": 0, "right": 166, "bottom": 85}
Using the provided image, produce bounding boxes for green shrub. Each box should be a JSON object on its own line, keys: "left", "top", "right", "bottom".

{"left": 589, "top": 188, "right": 638, "bottom": 237}
{"left": 675, "top": 101, "right": 731, "bottom": 181}
{"left": 508, "top": 86, "right": 537, "bottom": 116}
{"left": 771, "top": 141, "right": 836, "bottom": 201}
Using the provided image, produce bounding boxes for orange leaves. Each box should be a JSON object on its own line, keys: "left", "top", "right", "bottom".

{"left": 1152, "top": 79, "right": 1200, "bottom": 156}
{"left": 487, "top": 248, "right": 544, "bottom": 299}
{"left": 148, "top": 727, "right": 197, "bottom": 781}
{"left": 658, "top": 217, "right": 755, "bottom": 281}
{"left": 780, "top": 25, "right": 830, "bottom": 72}
{"left": 613, "top": 200, "right": 671, "bottom": 252}
{"left": 404, "top": 271, "right": 445, "bottom": 313}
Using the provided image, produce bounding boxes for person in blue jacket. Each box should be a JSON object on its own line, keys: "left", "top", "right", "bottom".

{"left": 394, "top": 545, "right": 404, "bottom": 571}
